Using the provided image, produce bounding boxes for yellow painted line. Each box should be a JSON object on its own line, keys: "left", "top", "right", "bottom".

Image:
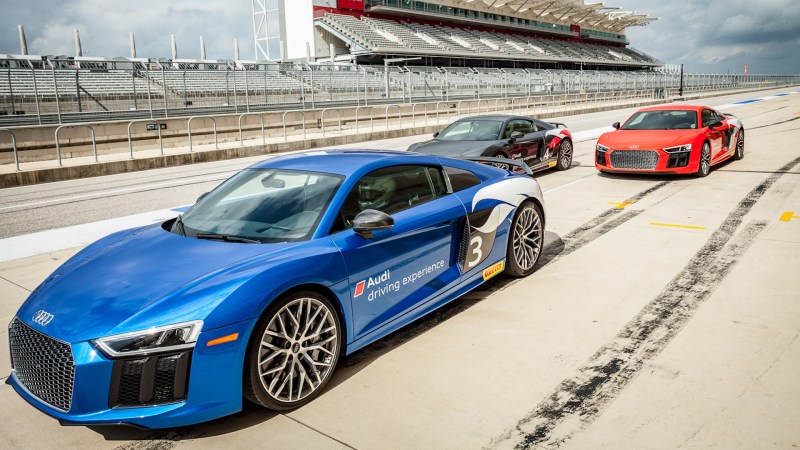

{"left": 650, "top": 222, "right": 707, "bottom": 230}
{"left": 780, "top": 211, "right": 800, "bottom": 222}
{"left": 609, "top": 200, "right": 634, "bottom": 209}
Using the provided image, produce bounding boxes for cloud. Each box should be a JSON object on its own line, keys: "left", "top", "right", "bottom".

{"left": 1, "top": 0, "right": 798, "bottom": 74}
{"left": 614, "top": 0, "right": 800, "bottom": 73}
{"left": 0, "top": 0, "right": 253, "bottom": 60}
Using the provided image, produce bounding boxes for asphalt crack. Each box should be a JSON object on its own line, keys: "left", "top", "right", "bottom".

{"left": 490, "top": 155, "right": 800, "bottom": 449}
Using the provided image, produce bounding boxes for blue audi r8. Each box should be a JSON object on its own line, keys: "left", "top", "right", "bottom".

{"left": 8, "top": 150, "right": 546, "bottom": 428}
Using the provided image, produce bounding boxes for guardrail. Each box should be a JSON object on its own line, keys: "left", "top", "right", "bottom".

{"left": 0, "top": 129, "right": 18, "bottom": 171}
{"left": 55, "top": 124, "right": 97, "bottom": 167}
{"left": 187, "top": 116, "right": 219, "bottom": 152}
{"left": 127, "top": 119, "right": 166, "bottom": 159}
{"left": 0, "top": 86, "right": 760, "bottom": 168}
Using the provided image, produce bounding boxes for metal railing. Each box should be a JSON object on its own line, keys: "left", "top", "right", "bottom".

{"left": 2, "top": 58, "right": 798, "bottom": 127}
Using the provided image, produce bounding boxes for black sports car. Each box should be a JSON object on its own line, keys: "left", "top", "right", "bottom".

{"left": 408, "top": 115, "right": 574, "bottom": 173}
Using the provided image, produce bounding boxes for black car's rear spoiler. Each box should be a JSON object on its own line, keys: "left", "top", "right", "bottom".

{"left": 549, "top": 121, "right": 567, "bottom": 128}
{"left": 459, "top": 156, "right": 534, "bottom": 175}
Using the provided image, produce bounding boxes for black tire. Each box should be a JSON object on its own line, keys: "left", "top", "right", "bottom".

{"left": 696, "top": 142, "right": 711, "bottom": 177}
{"left": 505, "top": 202, "right": 544, "bottom": 277}
{"left": 733, "top": 129, "right": 745, "bottom": 161}
{"left": 556, "top": 139, "right": 573, "bottom": 171}
{"left": 244, "top": 290, "right": 342, "bottom": 411}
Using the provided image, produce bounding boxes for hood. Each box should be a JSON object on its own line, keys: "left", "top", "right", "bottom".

{"left": 410, "top": 139, "right": 500, "bottom": 156}
{"left": 16, "top": 224, "right": 291, "bottom": 343}
{"left": 600, "top": 129, "right": 700, "bottom": 150}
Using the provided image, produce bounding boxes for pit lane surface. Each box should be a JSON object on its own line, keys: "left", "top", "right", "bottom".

{"left": 0, "top": 88, "right": 798, "bottom": 449}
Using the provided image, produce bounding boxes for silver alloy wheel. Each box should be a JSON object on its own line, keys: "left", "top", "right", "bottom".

{"left": 559, "top": 140, "right": 573, "bottom": 168}
{"left": 258, "top": 297, "right": 338, "bottom": 403}
{"left": 736, "top": 130, "right": 744, "bottom": 158}
{"left": 700, "top": 144, "right": 711, "bottom": 176}
{"left": 512, "top": 205, "right": 543, "bottom": 271}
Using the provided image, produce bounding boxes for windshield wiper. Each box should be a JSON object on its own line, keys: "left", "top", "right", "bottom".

{"left": 195, "top": 233, "right": 261, "bottom": 244}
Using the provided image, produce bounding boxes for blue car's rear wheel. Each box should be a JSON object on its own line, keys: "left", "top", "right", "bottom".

{"left": 244, "top": 291, "right": 341, "bottom": 410}
{"left": 505, "top": 202, "right": 543, "bottom": 277}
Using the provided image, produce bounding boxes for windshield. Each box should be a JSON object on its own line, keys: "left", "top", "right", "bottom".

{"left": 177, "top": 168, "right": 343, "bottom": 243}
{"left": 437, "top": 119, "right": 503, "bottom": 141}
{"left": 621, "top": 110, "right": 698, "bottom": 130}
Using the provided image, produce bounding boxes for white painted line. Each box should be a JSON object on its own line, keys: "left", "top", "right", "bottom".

{"left": 543, "top": 173, "right": 595, "bottom": 193}
{"left": 0, "top": 173, "right": 232, "bottom": 212}
{"left": 572, "top": 126, "right": 614, "bottom": 142}
{"left": 0, "top": 208, "right": 183, "bottom": 263}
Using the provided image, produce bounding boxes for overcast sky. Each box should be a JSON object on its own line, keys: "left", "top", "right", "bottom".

{"left": 0, "top": 0, "right": 798, "bottom": 74}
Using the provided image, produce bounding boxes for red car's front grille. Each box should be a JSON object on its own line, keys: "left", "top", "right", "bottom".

{"left": 609, "top": 150, "right": 659, "bottom": 170}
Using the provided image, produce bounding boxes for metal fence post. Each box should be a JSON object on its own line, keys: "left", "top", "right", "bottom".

{"left": 52, "top": 66, "right": 62, "bottom": 124}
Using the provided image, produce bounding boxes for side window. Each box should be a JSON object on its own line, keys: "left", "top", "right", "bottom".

{"left": 701, "top": 109, "right": 714, "bottom": 127}
{"left": 504, "top": 119, "right": 533, "bottom": 138}
{"left": 444, "top": 166, "right": 481, "bottom": 193}
{"left": 331, "top": 165, "right": 447, "bottom": 233}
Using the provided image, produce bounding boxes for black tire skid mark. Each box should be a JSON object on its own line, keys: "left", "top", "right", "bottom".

{"left": 517, "top": 180, "right": 670, "bottom": 275}
{"left": 491, "top": 155, "right": 800, "bottom": 449}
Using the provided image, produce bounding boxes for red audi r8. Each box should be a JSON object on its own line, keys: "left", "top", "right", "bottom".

{"left": 595, "top": 105, "right": 744, "bottom": 177}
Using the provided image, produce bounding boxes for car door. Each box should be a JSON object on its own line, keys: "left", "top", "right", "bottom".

{"left": 701, "top": 108, "right": 725, "bottom": 158}
{"left": 712, "top": 109, "right": 735, "bottom": 156}
{"left": 503, "top": 119, "right": 541, "bottom": 163}
{"left": 329, "top": 164, "right": 466, "bottom": 339}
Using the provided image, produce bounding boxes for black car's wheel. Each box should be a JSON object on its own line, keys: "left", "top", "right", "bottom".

{"left": 696, "top": 142, "right": 711, "bottom": 177}
{"left": 492, "top": 152, "right": 511, "bottom": 171}
{"left": 244, "top": 290, "right": 341, "bottom": 411}
{"left": 556, "top": 139, "right": 573, "bottom": 171}
{"left": 733, "top": 129, "right": 745, "bottom": 161}
{"left": 505, "top": 202, "right": 544, "bottom": 277}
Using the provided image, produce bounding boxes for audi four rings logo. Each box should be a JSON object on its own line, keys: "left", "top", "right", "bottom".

{"left": 32, "top": 310, "right": 54, "bottom": 326}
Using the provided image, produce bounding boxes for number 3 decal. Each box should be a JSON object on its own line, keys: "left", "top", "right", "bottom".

{"left": 467, "top": 236, "right": 483, "bottom": 268}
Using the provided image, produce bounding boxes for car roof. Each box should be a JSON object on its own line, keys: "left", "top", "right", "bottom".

{"left": 248, "top": 149, "right": 434, "bottom": 177}
{"left": 635, "top": 105, "right": 710, "bottom": 113}
{"left": 454, "top": 115, "right": 531, "bottom": 121}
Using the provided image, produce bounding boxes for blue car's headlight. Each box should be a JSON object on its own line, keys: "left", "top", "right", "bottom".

{"left": 92, "top": 321, "right": 203, "bottom": 358}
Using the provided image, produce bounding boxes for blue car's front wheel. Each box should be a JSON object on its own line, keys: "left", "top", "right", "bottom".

{"left": 244, "top": 291, "right": 342, "bottom": 411}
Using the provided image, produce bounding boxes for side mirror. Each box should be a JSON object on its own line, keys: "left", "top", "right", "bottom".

{"left": 196, "top": 192, "right": 209, "bottom": 203}
{"left": 509, "top": 131, "right": 524, "bottom": 142}
{"left": 612, "top": 122, "right": 621, "bottom": 130}
{"left": 353, "top": 209, "right": 394, "bottom": 239}
{"left": 708, "top": 120, "right": 723, "bottom": 130}
{"left": 262, "top": 177, "right": 286, "bottom": 189}
{"left": 433, "top": 131, "right": 440, "bottom": 138}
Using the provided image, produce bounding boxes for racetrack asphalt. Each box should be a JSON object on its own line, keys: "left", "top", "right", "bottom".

{"left": 0, "top": 87, "right": 798, "bottom": 449}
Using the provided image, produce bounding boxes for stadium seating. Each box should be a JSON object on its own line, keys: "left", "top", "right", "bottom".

{"left": 315, "top": 13, "right": 658, "bottom": 66}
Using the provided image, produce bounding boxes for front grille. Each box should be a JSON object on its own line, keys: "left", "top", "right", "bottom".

{"left": 109, "top": 351, "right": 191, "bottom": 407}
{"left": 8, "top": 318, "right": 75, "bottom": 412}
{"left": 609, "top": 150, "right": 659, "bottom": 170}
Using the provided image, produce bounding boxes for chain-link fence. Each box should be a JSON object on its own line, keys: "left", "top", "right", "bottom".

{"left": 1, "top": 57, "right": 799, "bottom": 127}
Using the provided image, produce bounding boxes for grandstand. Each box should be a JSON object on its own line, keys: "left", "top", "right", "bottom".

{"left": 272, "top": 0, "right": 660, "bottom": 69}
{"left": 0, "top": 0, "right": 796, "bottom": 128}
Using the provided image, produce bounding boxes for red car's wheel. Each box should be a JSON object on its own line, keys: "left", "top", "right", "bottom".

{"left": 696, "top": 142, "right": 711, "bottom": 177}
{"left": 733, "top": 129, "right": 745, "bottom": 161}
